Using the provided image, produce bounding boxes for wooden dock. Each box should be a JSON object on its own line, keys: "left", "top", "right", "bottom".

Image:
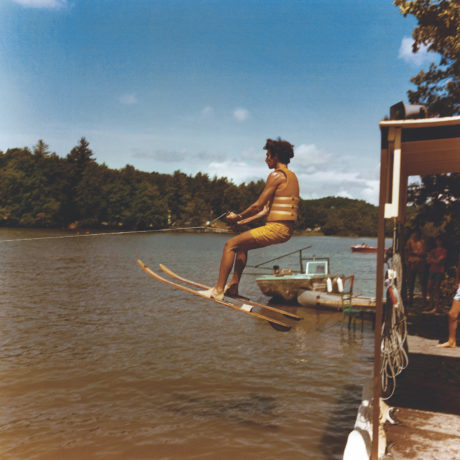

{"left": 384, "top": 335, "right": 460, "bottom": 459}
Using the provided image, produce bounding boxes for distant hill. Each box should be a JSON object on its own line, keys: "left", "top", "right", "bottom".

{"left": 298, "top": 196, "right": 380, "bottom": 236}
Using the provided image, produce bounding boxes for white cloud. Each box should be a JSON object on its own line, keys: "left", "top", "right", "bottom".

{"left": 132, "top": 148, "right": 187, "bottom": 162}
{"left": 205, "top": 158, "right": 380, "bottom": 204}
{"left": 294, "top": 143, "right": 330, "bottom": 173}
{"left": 297, "top": 169, "right": 379, "bottom": 204}
{"left": 201, "top": 106, "right": 214, "bottom": 116}
{"left": 208, "top": 160, "right": 266, "bottom": 184}
{"left": 131, "top": 139, "right": 380, "bottom": 204}
{"left": 233, "top": 108, "right": 250, "bottom": 123}
{"left": 12, "top": 0, "right": 67, "bottom": 8}
{"left": 398, "top": 36, "right": 433, "bottom": 66}
{"left": 119, "top": 93, "right": 138, "bottom": 105}
{"left": 132, "top": 148, "right": 226, "bottom": 164}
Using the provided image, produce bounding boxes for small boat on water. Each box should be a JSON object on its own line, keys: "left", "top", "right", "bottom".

{"left": 256, "top": 256, "right": 344, "bottom": 302}
{"left": 254, "top": 247, "right": 375, "bottom": 310}
{"left": 350, "top": 243, "right": 378, "bottom": 253}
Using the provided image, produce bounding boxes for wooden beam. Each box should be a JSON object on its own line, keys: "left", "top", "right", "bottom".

{"left": 380, "top": 115, "right": 460, "bottom": 129}
{"left": 371, "top": 133, "right": 390, "bottom": 459}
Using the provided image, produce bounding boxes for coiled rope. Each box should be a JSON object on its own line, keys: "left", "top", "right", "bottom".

{"left": 380, "top": 252, "right": 409, "bottom": 400}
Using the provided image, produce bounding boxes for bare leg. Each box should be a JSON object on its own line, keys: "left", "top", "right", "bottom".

{"left": 225, "top": 249, "right": 248, "bottom": 295}
{"left": 214, "top": 230, "right": 263, "bottom": 295}
{"left": 431, "top": 279, "right": 441, "bottom": 312}
{"left": 427, "top": 278, "right": 434, "bottom": 308}
{"left": 407, "top": 267, "right": 416, "bottom": 306}
{"left": 426, "top": 279, "right": 442, "bottom": 313}
{"left": 433, "top": 279, "right": 441, "bottom": 310}
{"left": 421, "top": 265, "right": 428, "bottom": 302}
{"left": 438, "top": 299, "right": 460, "bottom": 348}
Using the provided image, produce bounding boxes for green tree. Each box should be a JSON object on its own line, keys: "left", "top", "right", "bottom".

{"left": 66, "top": 137, "right": 95, "bottom": 175}
{"left": 209, "top": 177, "right": 234, "bottom": 217}
{"left": 395, "top": 0, "right": 460, "bottom": 115}
{"left": 166, "top": 171, "right": 192, "bottom": 225}
{"left": 323, "top": 213, "right": 346, "bottom": 236}
{"left": 0, "top": 146, "right": 69, "bottom": 227}
{"left": 126, "top": 181, "right": 168, "bottom": 229}
{"left": 74, "top": 163, "right": 108, "bottom": 227}
{"left": 65, "top": 137, "right": 96, "bottom": 222}
{"left": 33, "top": 139, "right": 51, "bottom": 158}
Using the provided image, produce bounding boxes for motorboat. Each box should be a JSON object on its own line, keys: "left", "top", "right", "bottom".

{"left": 254, "top": 246, "right": 375, "bottom": 310}
{"left": 256, "top": 255, "right": 344, "bottom": 302}
{"left": 350, "top": 243, "right": 378, "bottom": 253}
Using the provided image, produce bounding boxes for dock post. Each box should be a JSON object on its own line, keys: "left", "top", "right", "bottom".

{"left": 370, "top": 126, "right": 391, "bottom": 459}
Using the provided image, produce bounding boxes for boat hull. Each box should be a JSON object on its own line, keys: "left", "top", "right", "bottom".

{"left": 296, "top": 290, "right": 376, "bottom": 311}
{"left": 256, "top": 274, "right": 342, "bottom": 302}
{"left": 350, "top": 246, "right": 378, "bottom": 253}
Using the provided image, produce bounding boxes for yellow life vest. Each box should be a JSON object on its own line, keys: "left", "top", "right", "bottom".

{"left": 267, "top": 167, "right": 300, "bottom": 222}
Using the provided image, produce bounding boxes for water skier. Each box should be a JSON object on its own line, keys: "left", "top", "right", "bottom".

{"left": 200, "top": 138, "right": 299, "bottom": 300}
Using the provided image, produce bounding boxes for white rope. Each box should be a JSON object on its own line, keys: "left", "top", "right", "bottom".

{"left": 380, "top": 252, "right": 409, "bottom": 400}
{"left": 0, "top": 212, "right": 230, "bottom": 244}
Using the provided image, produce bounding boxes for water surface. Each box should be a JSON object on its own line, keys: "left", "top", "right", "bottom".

{"left": 0, "top": 230, "right": 379, "bottom": 459}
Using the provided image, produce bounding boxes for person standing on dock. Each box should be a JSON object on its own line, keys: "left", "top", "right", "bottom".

{"left": 425, "top": 237, "right": 447, "bottom": 314}
{"left": 405, "top": 229, "right": 427, "bottom": 307}
{"left": 200, "top": 137, "right": 299, "bottom": 300}
{"left": 438, "top": 253, "right": 460, "bottom": 348}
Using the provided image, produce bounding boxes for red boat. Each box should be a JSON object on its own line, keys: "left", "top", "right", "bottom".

{"left": 350, "top": 243, "right": 378, "bottom": 253}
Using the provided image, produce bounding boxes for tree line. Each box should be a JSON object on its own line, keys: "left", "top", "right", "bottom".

{"left": 0, "top": 138, "right": 383, "bottom": 236}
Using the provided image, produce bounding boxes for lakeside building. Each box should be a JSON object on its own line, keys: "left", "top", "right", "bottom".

{"left": 344, "top": 104, "right": 460, "bottom": 459}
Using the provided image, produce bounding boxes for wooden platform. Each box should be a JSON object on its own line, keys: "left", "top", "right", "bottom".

{"left": 385, "top": 408, "right": 460, "bottom": 460}
{"left": 384, "top": 335, "right": 460, "bottom": 459}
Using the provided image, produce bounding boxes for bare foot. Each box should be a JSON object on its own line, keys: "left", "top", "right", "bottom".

{"left": 198, "top": 287, "right": 224, "bottom": 301}
{"left": 425, "top": 308, "right": 438, "bottom": 314}
{"left": 224, "top": 283, "right": 239, "bottom": 297}
{"left": 437, "top": 341, "right": 456, "bottom": 348}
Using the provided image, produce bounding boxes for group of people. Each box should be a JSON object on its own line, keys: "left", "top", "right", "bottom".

{"left": 405, "top": 229, "right": 448, "bottom": 314}
{"left": 405, "top": 229, "right": 459, "bottom": 347}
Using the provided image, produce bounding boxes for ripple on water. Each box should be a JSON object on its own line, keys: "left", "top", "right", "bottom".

{"left": 0, "top": 231, "right": 376, "bottom": 459}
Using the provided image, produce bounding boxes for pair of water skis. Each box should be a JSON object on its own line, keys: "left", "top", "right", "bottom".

{"left": 137, "top": 260, "right": 302, "bottom": 332}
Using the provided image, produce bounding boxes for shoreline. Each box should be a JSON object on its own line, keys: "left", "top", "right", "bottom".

{"left": 0, "top": 226, "right": 382, "bottom": 239}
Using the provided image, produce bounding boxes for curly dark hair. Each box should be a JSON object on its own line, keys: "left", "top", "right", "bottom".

{"left": 263, "top": 137, "right": 294, "bottom": 164}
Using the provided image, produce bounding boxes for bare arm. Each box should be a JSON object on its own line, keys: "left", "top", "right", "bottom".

{"left": 234, "top": 203, "right": 270, "bottom": 226}
{"left": 457, "top": 254, "right": 460, "bottom": 286}
{"left": 226, "top": 170, "right": 285, "bottom": 225}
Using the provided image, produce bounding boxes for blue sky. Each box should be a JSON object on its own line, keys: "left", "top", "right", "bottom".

{"left": 0, "top": 0, "right": 435, "bottom": 204}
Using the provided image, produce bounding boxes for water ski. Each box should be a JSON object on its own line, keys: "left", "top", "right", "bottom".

{"left": 159, "top": 263, "right": 302, "bottom": 322}
{"left": 137, "top": 260, "right": 292, "bottom": 332}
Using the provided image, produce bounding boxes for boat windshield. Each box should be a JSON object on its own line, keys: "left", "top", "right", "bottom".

{"left": 305, "top": 261, "right": 328, "bottom": 275}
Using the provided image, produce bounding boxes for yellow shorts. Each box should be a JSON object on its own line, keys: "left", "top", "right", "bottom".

{"left": 250, "top": 222, "right": 294, "bottom": 247}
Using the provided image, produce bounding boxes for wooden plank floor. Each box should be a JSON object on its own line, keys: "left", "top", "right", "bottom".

{"left": 384, "top": 335, "right": 460, "bottom": 459}
{"left": 385, "top": 408, "right": 460, "bottom": 460}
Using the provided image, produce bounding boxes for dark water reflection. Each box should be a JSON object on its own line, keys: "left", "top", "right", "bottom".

{"left": 0, "top": 229, "right": 379, "bottom": 459}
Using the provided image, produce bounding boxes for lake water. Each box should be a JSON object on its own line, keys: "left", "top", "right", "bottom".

{"left": 0, "top": 229, "right": 380, "bottom": 459}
